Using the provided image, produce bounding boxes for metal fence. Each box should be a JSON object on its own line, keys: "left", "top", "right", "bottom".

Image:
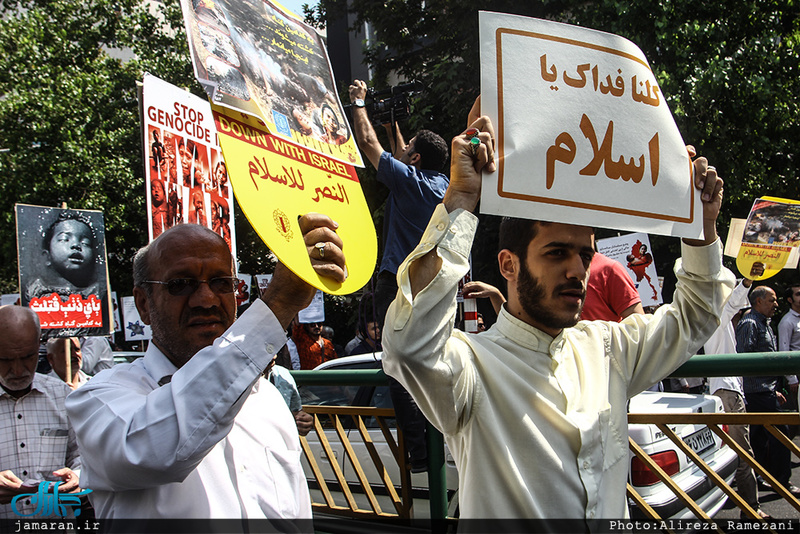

{"left": 292, "top": 351, "right": 800, "bottom": 528}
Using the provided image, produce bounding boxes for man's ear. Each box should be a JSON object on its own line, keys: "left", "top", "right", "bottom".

{"left": 409, "top": 152, "right": 421, "bottom": 167}
{"left": 43, "top": 249, "right": 52, "bottom": 267}
{"left": 133, "top": 286, "right": 152, "bottom": 325}
{"left": 498, "top": 249, "right": 519, "bottom": 283}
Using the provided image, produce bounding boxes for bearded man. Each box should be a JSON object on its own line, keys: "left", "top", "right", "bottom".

{"left": 381, "top": 108, "right": 734, "bottom": 523}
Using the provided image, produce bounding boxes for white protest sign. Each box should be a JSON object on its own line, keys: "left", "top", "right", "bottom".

{"left": 122, "top": 296, "right": 152, "bottom": 341}
{"left": 254, "top": 274, "right": 272, "bottom": 294}
{"left": 479, "top": 12, "right": 701, "bottom": 238}
{"left": 298, "top": 289, "right": 324, "bottom": 324}
{"left": 111, "top": 291, "right": 122, "bottom": 332}
{"left": 596, "top": 233, "right": 662, "bottom": 307}
{"left": 141, "top": 74, "right": 237, "bottom": 253}
{"left": 235, "top": 273, "right": 252, "bottom": 307}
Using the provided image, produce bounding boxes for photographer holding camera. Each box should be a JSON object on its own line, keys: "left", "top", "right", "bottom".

{"left": 349, "top": 78, "right": 449, "bottom": 472}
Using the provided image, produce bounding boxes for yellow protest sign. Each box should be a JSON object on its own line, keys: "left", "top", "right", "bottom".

{"left": 213, "top": 105, "right": 376, "bottom": 294}
{"left": 735, "top": 196, "right": 800, "bottom": 280}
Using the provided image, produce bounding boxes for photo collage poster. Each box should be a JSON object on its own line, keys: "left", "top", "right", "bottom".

{"left": 141, "top": 74, "right": 237, "bottom": 253}
{"left": 179, "top": 0, "right": 364, "bottom": 167}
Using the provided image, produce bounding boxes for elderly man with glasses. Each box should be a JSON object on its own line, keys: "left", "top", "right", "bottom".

{"left": 66, "top": 220, "right": 346, "bottom": 522}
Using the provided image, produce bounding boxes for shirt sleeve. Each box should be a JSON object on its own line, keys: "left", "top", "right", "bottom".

{"left": 605, "top": 260, "right": 641, "bottom": 316}
{"left": 65, "top": 299, "right": 286, "bottom": 491}
{"left": 721, "top": 280, "right": 751, "bottom": 326}
{"left": 376, "top": 151, "right": 411, "bottom": 191}
{"left": 604, "top": 239, "right": 735, "bottom": 396}
{"left": 81, "top": 337, "right": 114, "bottom": 374}
{"left": 778, "top": 316, "right": 792, "bottom": 352}
{"left": 382, "top": 204, "right": 479, "bottom": 434}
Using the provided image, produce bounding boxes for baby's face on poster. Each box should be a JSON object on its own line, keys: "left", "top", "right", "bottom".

{"left": 47, "top": 219, "right": 96, "bottom": 283}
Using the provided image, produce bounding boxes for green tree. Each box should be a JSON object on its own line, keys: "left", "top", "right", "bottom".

{"left": 0, "top": 0, "right": 194, "bottom": 297}
{"left": 0, "top": 0, "right": 284, "bottom": 305}
{"left": 309, "top": 0, "right": 800, "bottom": 299}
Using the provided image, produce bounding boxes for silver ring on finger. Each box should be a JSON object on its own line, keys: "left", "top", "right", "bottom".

{"left": 315, "top": 242, "right": 326, "bottom": 259}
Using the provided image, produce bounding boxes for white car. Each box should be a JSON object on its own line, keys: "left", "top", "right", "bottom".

{"left": 627, "top": 390, "right": 737, "bottom": 519}
{"left": 299, "top": 353, "right": 737, "bottom": 519}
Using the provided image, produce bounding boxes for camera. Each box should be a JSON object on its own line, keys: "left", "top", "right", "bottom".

{"left": 359, "top": 81, "right": 423, "bottom": 126}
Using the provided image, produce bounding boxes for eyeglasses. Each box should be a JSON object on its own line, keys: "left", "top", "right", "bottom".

{"left": 144, "top": 277, "right": 240, "bottom": 296}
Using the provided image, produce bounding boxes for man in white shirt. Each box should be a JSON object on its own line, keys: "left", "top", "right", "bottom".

{"left": 79, "top": 336, "right": 114, "bottom": 375}
{"left": 778, "top": 284, "right": 800, "bottom": 352}
{"left": 0, "top": 306, "right": 82, "bottom": 519}
{"left": 382, "top": 109, "right": 734, "bottom": 522}
{"left": 66, "top": 218, "right": 346, "bottom": 521}
{"left": 706, "top": 277, "right": 768, "bottom": 519}
{"left": 46, "top": 337, "right": 90, "bottom": 389}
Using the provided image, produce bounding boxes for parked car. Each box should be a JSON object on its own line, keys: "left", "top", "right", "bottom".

{"left": 628, "top": 390, "right": 737, "bottom": 519}
{"left": 299, "top": 353, "right": 737, "bottom": 519}
{"left": 111, "top": 351, "right": 145, "bottom": 365}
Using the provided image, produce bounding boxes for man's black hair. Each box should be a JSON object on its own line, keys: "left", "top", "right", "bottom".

{"left": 498, "top": 217, "right": 547, "bottom": 260}
{"left": 784, "top": 284, "right": 800, "bottom": 302}
{"left": 411, "top": 129, "right": 448, "bottom": 172}
{"left": 42, "top": 211, "right": 96, "bottom": 251}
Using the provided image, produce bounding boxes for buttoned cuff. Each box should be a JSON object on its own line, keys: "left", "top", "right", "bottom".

{"left": 220, "top": 298, "right": 287, "bottom": 368}
{"left": 398, "top": 204, "right": 478, "bottom": 270}
{"left": 679, "top": 238, "right": 723, "bottom": 276}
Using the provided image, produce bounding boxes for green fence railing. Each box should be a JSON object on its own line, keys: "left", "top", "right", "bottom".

{"left": 292, "top": 350, "right": 800, "bottom": 523}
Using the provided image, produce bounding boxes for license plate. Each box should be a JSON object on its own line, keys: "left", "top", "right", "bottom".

{"left": 684, "top": 427, "right": 715, "bottom": 455}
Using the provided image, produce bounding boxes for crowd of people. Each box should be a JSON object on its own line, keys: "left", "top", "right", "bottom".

{"left": 1, "top": 75, "right": 800, "bottom": 529}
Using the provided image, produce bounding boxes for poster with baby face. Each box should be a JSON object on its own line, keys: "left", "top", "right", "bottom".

{"left": 16, "top": 204, "right": 113, "bottom": 338}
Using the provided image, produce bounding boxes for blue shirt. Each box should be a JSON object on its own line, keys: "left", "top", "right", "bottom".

{"left": 377, "top": 151, "right": 449, "bottom": 275}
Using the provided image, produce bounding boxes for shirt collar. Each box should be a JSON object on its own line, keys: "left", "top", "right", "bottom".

{"left": 495, "top": 305, "right": 563, "bottom": 354}
{"left": 142, "top": 343, "right": 178, "bottom": 386}
{"left": 0, "top": 373, "right": 47, "bottom": 400}
{"left": 748, "top": 309, "right": 769, "bottom": 323}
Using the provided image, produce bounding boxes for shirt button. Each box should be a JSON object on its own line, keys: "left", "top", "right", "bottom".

{"left": 589, "top": 511, "right": 595, "bottom": 518}
{"left": 436, "top": 222, "right": 446, "bottom": 231}
{"left": 449, "top": 225, "right": 457, "bottom": 233}
{"left": 266, "top": 344, "right": 275, "bottom": 353}
{"left": 583, "top": 461, "right": 589, "bottom": 469}
{"left": 20, "top": 442, "right": 25, "bottom": 448}
{"left": 22, "top": 470, "right": 27, "bottom": 476}
{"left": 17, "top": 414, "right": 22, "bottom": 419}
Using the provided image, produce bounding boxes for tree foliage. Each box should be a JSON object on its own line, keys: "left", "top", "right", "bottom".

{"left": 309, "top": 0, "right": 800, "bottom": 303}
{"left": 0, "top": 0, "right": 282, "bottom": 301}
{"left": 0, "top": 0, "right": 195, "bottom": 296}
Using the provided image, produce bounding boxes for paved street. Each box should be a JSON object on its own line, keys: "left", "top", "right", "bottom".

{"left": 716, "top": 431, "right": 800, "bottom": 520}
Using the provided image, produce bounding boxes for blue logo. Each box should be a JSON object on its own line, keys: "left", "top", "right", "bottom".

{"left": 11, "top": 481, "right": 93, "bottom": 517}
{"left": 272, "top": 110, "right": 292, "bottom": 137}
